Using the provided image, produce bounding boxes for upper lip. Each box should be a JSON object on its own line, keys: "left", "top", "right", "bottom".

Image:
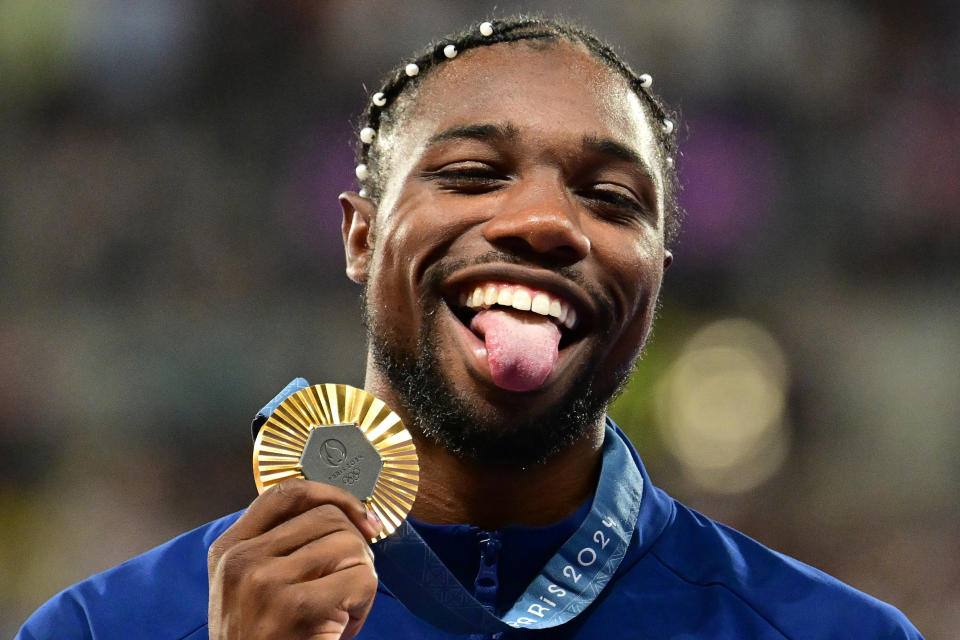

{"left": 439, "top": 263, "right": 596, "bottom": 337}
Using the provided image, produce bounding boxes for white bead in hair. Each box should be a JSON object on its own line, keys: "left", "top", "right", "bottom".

{"left": 355, "top": 164, "right": 370, "bottom": 180}
{"left": 639, "top": 73, "right": 652, "bottom": 88}
{"left": 359, "top": 188, "right": 369, "bottom": 198}
{"left": 405, "top": 63, "right": 419, "bottom": 77}
{"left": 662, "top": 119, "right": 674, "bottom": 134}
{"left": 666, "top": 157, "right": 674, "bottom": 167}
{"left": 360, "top": 127, "right": 376, "bottom": 144}
{"left": 443, "top": 44, "right": 458, "bottom": 59}
{"left": 372, "top": 92, "right": 387, "bottom": 107}
{"left": 479, "top": 22, "right": 494, "bottom": 37}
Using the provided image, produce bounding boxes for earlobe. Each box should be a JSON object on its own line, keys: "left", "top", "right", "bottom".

{"left": 340, "top": 192, "right": 375, "bottom": 283}
{"left": 663, "top": 250, "right": 673, "bottom": 270}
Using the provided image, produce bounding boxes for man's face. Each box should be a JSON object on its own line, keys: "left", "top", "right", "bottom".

{"left": 348, "top": 41, "right": 670, "bottom": 465}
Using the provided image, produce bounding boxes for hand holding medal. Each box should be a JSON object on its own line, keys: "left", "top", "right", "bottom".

{"left": 238, "top": 382, "right": 640, "bottom": 637}
{"left": 207, "top": 384, "right": 418, "bottom": 640}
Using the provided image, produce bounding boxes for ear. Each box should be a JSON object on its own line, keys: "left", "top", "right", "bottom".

{"left": 663, "top": 250, "right": 673, "bottom": 270}
{"left": 340, "top": 191, "right": 376, "bottom": 283}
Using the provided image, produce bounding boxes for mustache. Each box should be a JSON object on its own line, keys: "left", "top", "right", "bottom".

{"left": 424, "top": 250, "right": 589, "bottom": 290}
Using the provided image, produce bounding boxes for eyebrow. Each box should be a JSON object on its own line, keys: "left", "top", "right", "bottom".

{"left": 423, "top": 124, "right": 656, "bottom": 182}
{"left": 424, "top": 123, "right": 519, "bottom": 148}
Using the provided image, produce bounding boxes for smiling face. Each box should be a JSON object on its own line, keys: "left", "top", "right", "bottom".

{"left": 342, "top": 40, "right": 671, "bottom": 465}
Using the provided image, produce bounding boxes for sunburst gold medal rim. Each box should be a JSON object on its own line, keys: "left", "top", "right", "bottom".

{"left": 252, "top": 383, "right": 419, "bottom": 541}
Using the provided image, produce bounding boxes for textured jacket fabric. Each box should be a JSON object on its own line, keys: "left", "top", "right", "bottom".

{"left": 17, "top": 427, "right": 922, "bottom": 639}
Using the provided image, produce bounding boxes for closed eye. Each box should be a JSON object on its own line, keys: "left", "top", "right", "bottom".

{"left": 422, "top": 163, "right": 507, "bottom": 193}
{"left": 578, "top": 183, "right": 650, "bottom": 220}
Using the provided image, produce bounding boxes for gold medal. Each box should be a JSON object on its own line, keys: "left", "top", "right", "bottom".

{"left": 252, "top": 383, "right": 418, "bottom": 540}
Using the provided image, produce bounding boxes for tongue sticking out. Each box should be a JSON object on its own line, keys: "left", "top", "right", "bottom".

{"left": 469, "top": 308, "right": 562, "bottom": 392}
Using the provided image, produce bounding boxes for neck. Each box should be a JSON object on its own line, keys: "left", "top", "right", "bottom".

{"left": 365, "top": 369, "right": 606, "bottom": 530}
{"left": 409, "top": 430, "right": 604, "bottom": 529}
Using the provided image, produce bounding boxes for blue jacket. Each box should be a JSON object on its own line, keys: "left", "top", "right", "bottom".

{"left": 17, "top": 428, "right": 921, "bottom": 639}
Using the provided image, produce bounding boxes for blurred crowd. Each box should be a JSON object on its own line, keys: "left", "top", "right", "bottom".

{"left": 1, "top": 1, "right": 957, "bottom": 636}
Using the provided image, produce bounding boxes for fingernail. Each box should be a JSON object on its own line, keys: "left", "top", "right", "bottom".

{"left": 366, "top": 505, "right": 383, "bottom": 531}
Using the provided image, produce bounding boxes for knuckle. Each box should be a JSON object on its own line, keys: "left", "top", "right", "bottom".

{"left": 217, "top": 540, "right": 255, "bottom": 580}
{"left": 208, "top": 527, "right": 241, "bottom": 568}
{"left": 270, "top": 477, "right": 309, "bottom": 503}
{"left": 345, "top": 563, "right": 380, "bottom": 599}
{"left": 324, "top": 528, "right": 365, "bottom": 557}
{"left": 207, "top": 538, "right": 226, "bottom": 571}
{"left": 246, "top": 565, "right": 275, "bottom": 597}
{"left": 284, "top": 588, "right": 315, "bottom": 621}
{"left": 312, "top": 503, "right": 349, "bottom": 527}
{"left": 359, "top": 568, "right": 379, "bottom": 595}
{"left": 341, "top": 532, "right": 373, "bottom": 563}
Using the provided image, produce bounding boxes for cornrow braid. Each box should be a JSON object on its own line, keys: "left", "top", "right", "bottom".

{"left": 354, "top": 15, "right": 683, "bottom": 246}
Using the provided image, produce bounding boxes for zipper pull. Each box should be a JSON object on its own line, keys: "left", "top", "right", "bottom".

{"left": 474, "top": 532, "right": 502, "bottom": 613}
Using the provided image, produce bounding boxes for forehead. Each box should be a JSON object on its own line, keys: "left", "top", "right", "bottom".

{"left": 381, "top": 40, "right": 660, "bottom": 187}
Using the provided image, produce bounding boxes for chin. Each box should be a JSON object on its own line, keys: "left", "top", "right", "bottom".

{"left": 370, "top": 331, "right": 616, "bottom": 467}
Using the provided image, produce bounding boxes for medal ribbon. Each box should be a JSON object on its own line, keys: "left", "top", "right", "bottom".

{"left": 253, "top": 380, "right": 643, "bottom": 634}
{"left": 373, "top": 423, "right": 641, "bottom": 633}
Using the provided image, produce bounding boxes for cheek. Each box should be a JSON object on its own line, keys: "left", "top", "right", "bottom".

{"left": 376, "top": 191, "right": 486, "bottom": 279}
{"left": 366, "top": 193, "right": 471, "bottom": 330}
{"left": 593, "top": 228, "right": 665, "bottom": 351}
{"left": 370, "top": 196, "right": 434, "bottom": 286}
{"left": 365, "top": 222, "right": 419, "bottom": 346}
{"left": 596, "top": 225, "right": 665, "bottom": 288}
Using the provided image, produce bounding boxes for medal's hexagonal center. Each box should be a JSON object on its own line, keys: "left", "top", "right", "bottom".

{"left": 299, "top": 423, "right": 383, "bottom": 501}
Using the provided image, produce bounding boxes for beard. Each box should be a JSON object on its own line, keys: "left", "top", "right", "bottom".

{"left": 362, "top": 256, "right": 638, "bottom": 468}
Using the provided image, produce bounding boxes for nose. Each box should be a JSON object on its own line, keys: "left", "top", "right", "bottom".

{"left": 482, "top": 179, "right": 591, "bottom": 265}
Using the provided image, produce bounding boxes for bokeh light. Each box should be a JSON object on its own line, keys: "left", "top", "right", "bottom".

{"left": 655, "top": 319, "right": 790, "bottom": 494}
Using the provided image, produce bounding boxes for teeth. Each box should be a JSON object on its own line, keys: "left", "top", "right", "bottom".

{"left": 512, "top": 289, "right": 531, "bottom": 311}
{"left": 548, "top": 299, "right": 562, "bottom": 319}
{"left": 458, "top": 282, "right": 579, "bottom": 331}
{"left": 531, "top": 293, "right": 550, "bottom": 315}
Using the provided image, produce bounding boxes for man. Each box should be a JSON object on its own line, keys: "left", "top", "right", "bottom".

{"left": 18, "top": 17, "right": 921, "bottom": 639}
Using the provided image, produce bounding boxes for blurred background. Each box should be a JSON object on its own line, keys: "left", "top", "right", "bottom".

{"left": 1, "top": 0, "right": 957, "bottom": 636}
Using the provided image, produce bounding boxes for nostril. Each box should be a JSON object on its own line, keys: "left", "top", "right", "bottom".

{"left": 524, "top": 223, "right": 590, "bottom": 256}
{"left": 542, "top": 243, "right": 587, "bottom": 265}
{"left": 485, "top": 221, "right": 590, "bottom": 265}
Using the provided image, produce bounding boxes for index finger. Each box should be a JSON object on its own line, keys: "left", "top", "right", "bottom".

{"left": 232, "top": 478, "right": 382, "bottom": 541}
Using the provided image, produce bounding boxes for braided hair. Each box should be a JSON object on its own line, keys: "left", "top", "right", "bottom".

{"left": 355, "top": 15, "right": 682, "bottom": 246}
